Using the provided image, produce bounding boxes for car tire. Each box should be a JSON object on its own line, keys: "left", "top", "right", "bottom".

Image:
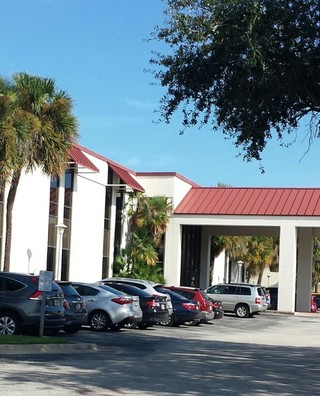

{"left": 89, "top": 310, "right": 111, "bottom": 331}
{"left": 235, "top": 304, "right": 250, "bottom": 318}
{"left": 184, "top": 319, "right": 200, "bottom": 326}
{"left": 159, "top": 315, "right": 174, "bottom": 327}
{"left": 124, "top": 322, "right": 137, "bottom": 329}
{"left": 0, "top": 311, "right": 22, "bottom": 335}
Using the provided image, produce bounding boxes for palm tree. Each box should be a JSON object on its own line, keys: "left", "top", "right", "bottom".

{"left": 0, "top": 72, "right": 78, "bottom": 271}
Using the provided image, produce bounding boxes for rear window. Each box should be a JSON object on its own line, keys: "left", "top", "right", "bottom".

{"left": 98, "top": 285, "right": 125, "bottom": 296}
{"left": 59, "top": 284, "right": 79, "bottom": 297}
{"left": 257, "top": 287, "right": 265, "bottom": 296}
{"left": 173, "top": 289, "right": 195, "bottom": 300}
{"left": 5, "top": 278, "right": 26, "bottom": 292}
{"left": 73, "top": 284, "right": 99, "bottom": 296}
{"left": 107, "top": 283, "right": 151, "bottom": 297}
{"left": 239, "top": 287, "right": 251, "bottom": 296}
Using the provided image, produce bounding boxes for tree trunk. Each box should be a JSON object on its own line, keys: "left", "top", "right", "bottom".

{"left": 3, "top": 171, "right": 21, "bottom": 272}
{"left": 257, "top": 270, "right": 264, "bottom": 285}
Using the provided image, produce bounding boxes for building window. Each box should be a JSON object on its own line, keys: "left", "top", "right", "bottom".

{"left": 101, "top": 169, "right": 113, "bottom": 278}
{"left": 47, "top": 177, "right": 59, "bottom": 273}
{"left": 61, "top": 168, "right": 73, "bottom": 280}
{"left": 46, "top": 169, "right": 73, "bottom": 280}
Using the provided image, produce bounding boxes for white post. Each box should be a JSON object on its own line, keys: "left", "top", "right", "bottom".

{"left": 55, "top": 224, "right": 67, "bottom": 280}
{"left": 237, "top": 260, "right": 244, "bottom": 282}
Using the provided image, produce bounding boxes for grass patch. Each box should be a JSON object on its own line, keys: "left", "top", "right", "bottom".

{"left": 0, "top": 334, "right": 69, "bottom": 345}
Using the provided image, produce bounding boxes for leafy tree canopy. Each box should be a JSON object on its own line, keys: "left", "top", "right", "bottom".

{"left": 151, "top": 0, "right": 320, "bottom": 161}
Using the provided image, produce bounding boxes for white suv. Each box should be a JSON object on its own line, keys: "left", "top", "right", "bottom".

{"left": 100, "top": 277, "right": 173, "bottom": 317}
{"left": 205, "top": 283, "right": 268, "bottom": 318}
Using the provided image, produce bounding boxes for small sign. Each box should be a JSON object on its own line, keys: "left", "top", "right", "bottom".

{"left": 39, "top": 270, "right": 53, "bottom": 292}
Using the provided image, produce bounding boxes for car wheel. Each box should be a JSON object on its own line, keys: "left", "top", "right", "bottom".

{"left": 184, "top": 319, "right": 199, "bottom": 326}
{"left": 124, "top": 322, "right": 137, "bottom": 329}
{"left": 0, "top": 312, "right": 21, "bottom": 335}
{"left": 159, "top": 315, "right": 174, "bottom": 327}
{"left": 235, "top": 304, "right": 250, "bottom": 318}
{"left": 89, "top": 310, "right": 111, "bottom": 331}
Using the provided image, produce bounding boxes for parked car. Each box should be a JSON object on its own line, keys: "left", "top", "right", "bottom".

{"left": 210, "top": 298, "right": 224, "bottom": 320}
{"left": 101, "top": 277, "right": 173, "bottom": 318}
{"left": 71, "top": 282, "right": 139, "bottom": 331}
{"left": 163, "top": 286, "right": 215, "bottom": 323}
{"left": 312, "top": 293, "right": 320, "bottom": 311}
{"left": 0, "top": 272, "right": 65, "bottom": 335}
{"left": 100, "top": 282, "right": 170, "bottom": 329}
{"left": 206, "top": 283, "right": 268, "bottom": 318}
{"left": 56, "top": 281, "right": 88, "bottom": 333}
{"left": 266, "top": 287, "right": 278, "bottom": 310}
{"left": 155, "top": 286, "right": 201, "bottom": 326}
{"left": 311, "top": 295, "right": 318, "bottom": 313}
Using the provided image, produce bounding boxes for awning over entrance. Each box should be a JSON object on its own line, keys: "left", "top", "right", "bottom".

{"left": 69, "top": 146, "right": 99, "bottom": 172}
{"left": 108, "top": 162, "right": 145, "bottom": 192}
{"left": 175, "top": 187, "right": 320, "bottom": 216}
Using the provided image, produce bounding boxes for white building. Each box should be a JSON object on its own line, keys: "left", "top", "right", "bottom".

{"left": 1, "top": 144, "right": 320, "bottom": 314}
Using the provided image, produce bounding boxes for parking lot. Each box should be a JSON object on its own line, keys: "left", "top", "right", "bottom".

{"left": 1, "top": 312, "right": 320, "bottom": 395}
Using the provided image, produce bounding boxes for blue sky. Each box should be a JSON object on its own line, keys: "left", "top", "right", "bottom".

{"left": 3, "top": 0, "right": 320, "bottom": 187}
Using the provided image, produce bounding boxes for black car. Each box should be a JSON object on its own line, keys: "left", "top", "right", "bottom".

{"left": 0, "top": 272, "right": 65, "bottom": 335}
{"left": 209, "top": 298, "right": 224, "bottom": 319}
{"left": 155, "top": 287, "right": 202, "bottom": 327}
{"left": 56, "top": 281, "right": 88, "bottom": 333}
{"left": 101, "top": 282, "right": 170, "bottom": 329}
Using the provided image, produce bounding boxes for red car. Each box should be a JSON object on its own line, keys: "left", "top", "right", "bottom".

{"left": 163, "top": 286, "right": 216, "bottom": 323}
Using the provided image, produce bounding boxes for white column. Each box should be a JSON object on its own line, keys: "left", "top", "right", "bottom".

{"left": 199, "top": 227, "right": 211, "bottom": 289}
{"left": 163, "top": 219, "right": 181, "bottom": 285}
{"left": 278, "top": 223, "right": 297, "bottom": 313}
{"left": 296, "top": 228, "right": 313, "bottom": 312}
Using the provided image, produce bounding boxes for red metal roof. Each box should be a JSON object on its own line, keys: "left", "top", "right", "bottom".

{"left": 108, "top": 163, "right": 145, "bottom": 193}
{"left": 174, "top": 187, "right": 320, "bottom": 216}
{"left": 68, "top": 146, "right": 99, "bottom": 172}
{"left": 74, "top": 144, "right": 145, "bottom": 192}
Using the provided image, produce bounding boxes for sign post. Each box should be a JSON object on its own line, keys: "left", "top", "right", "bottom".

{"left": 38, "top": 270, "right": 53, "bottom": 337}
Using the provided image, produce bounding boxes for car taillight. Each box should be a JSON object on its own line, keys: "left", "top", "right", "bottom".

{"left": 147, "top": 299, "right": 157, "bottom": 308}
{"left": 29, "top": 290, "right": 42, "bottom": 300}
{"left": 182, "top": 302, "right": 195, "bottom": 310}
{"left": 63, "top": 299, "right": 70, "bottom": 309}
{"left": 112, "top": 297, "right": 133, "bottom": 305}
{"left": 255, "top": 297, "right": 261, "bottom": 304}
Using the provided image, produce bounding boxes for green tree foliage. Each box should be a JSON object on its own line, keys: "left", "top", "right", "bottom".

{"left": 113, "top": 193, "right": 172, "bottom": 282}
{"left": 151, "top": 0, "right": 320, "bottom": 161}
{"left": 224, "top": 235, "right": 279, "bottom": 283}
{"left": 0, "top": 72, "right": 78, "bottom": 271}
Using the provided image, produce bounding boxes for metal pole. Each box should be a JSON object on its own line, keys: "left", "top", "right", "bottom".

{"left": 39, "top": 291, "right": 46, "bottom": 337}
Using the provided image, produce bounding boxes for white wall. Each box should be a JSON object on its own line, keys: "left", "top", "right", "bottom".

{"left": 135, "top": 174, "right": 193, "bottom": 209}
{"left": 8, "top": 168, "right": 51, "bottom": 274}
{"left": 68, "top": 172, "right": 106, "bottom": 282}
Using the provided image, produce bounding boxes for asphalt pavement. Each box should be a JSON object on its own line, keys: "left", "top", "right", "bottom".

{"left": 1, "top": 311, "right": 320, "bottom": 396}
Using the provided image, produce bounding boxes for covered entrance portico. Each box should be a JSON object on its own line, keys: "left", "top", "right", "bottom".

{"left": 163, "top": 187, "right": 320, "bottom": 314}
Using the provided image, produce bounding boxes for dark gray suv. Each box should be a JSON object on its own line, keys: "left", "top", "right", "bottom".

{"left": 0, "top": 272, "right": 65, "bottom": 335}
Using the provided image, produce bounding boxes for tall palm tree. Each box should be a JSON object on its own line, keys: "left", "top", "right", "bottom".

{"left": 0, "top": 72, "right": 78, "bottom": 271}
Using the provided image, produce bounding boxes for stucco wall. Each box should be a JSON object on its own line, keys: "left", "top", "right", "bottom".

{"left": 8, "top": 168, "right": 51, "bottom": 274}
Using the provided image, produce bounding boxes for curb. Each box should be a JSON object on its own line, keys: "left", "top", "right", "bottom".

{"left": 0, "top": 342, "right": 98, "bottom": 354}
